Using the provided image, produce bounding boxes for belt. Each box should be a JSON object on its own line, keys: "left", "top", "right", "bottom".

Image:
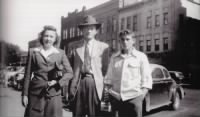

{"left": 81, "top": 73, "right": 93, "bottom": 78}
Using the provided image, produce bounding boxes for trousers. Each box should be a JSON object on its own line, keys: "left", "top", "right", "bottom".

{"left": 111, "top": 94, "right": 144, "bottom": 117}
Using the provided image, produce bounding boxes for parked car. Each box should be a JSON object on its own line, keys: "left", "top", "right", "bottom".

{"left": 143, "top": 64, "right": 185, "bottom": 114}
{"left": 7, "top": 66, "right": 24, "bottom": 87}
{"left": 169, "top": 71, "right": 185, "bottom": 84}
{"left": 14, "top": 68, "right": 25, "bottom": 90}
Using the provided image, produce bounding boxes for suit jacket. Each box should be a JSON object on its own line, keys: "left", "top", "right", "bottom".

{"left": 22, "top": 47, "right": 73, "bottom": 97}
{"left": 70, "top": 39, "right": 109, "bottom": 100}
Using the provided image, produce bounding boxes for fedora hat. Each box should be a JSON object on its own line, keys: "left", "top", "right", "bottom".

{"left": 78, "top": 15, "right": 101, "bottom": 29}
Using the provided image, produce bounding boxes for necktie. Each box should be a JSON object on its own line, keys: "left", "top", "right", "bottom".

{"left": 84, "top": 43, "right": 91, "bottom": 73}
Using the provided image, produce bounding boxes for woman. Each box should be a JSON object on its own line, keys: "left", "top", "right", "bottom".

{"left": 22, "top": 25, "right": 73, "bottom": 117}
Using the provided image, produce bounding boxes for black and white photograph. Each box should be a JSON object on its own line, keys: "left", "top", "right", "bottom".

{"left": 0, "top": 0, "right": 200, "bottom": 117}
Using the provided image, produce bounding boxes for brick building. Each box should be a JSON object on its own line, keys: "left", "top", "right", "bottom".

{"left": 60, "top": 0, "right": 200, "bottom": 78}
{"left": 118, "top": 0, "right": 200, "bottom": 65}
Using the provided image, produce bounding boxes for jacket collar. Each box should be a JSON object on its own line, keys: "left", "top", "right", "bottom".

{"left": 76, "top": 39, "right": 97, "bottom": 62}
{"left": 33, "top": 46, "right": 60, "bottom": 58}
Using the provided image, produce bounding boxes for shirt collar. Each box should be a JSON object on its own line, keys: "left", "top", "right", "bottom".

{"left": 115, "top": 47, "right": 138, "bottom": 58}
{"left": 34, "top": 46, "right": 59, "bottom": 54}
{"left": 84, "top": 39, "right": 95, "bottom": 46}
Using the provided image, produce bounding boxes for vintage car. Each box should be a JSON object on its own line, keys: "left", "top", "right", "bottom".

{"left": 143, "top": 64, "right": 185, "bottom": 114}
{"left": 7, "top": 67, "right": 24, "bottom": 88}
{"left": 14, "top": 67, "right": 25, "bottom": 90}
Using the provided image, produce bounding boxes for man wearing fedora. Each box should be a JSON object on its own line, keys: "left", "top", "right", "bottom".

{"left": 69, "top": 15, "right": 109, "bottom": 117}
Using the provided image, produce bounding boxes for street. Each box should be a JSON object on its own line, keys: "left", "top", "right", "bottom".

{"left": 0, "top": 86, "right": 72, "bottom": 117}
{"left": 145, "top": 85, "right": 200, "bottom": 117}
{"left": 0, "top": 85, "right": 200, "bottom": 117}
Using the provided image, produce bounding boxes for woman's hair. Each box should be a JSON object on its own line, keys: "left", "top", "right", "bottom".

{"left": 38, "top": 25, "right": 59, "bottom": 46}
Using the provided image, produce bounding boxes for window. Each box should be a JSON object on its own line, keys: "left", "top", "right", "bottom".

{"left": 133, "top": 15, "right": 137, "bottom": 31}
{"left": 152, "top": 68, "right": 164, "bottom": 79}
{"left": 146, "top": 40, "right": 151, "bottom": 51}
{"left": 147, "top": 16, "right": 152, "bottom": 29}
{"left": 63, "top": 30, "right": 66, "bottom": 39}
{"left": 163, "top": 37, "right": 168, "bottom": 50}
{"left": 121, "top": 18, "right": 125, "bottom": 30}
{"left": 66, "top": 29, "right": 68, "bottom": 39}
{"left": 112, "top": 39, "right": 116, "bottom": 49}
{"left": 71, "top": 28, "right": 74, "bottom": 38}
{"left": 139, "top": 40, "right": 144, "bottom": 51}
{"left": 155, "top": 14, "right": 160, "bottom": 27}
{"left": 112, "top": 18, "right": 117, "bottom": 32}
{"left": 155, "top": 39, "right": 160, "bottom": 51}
{"left": 100, "top": 22, "right": 104, "bottom": 34}
{"left": 126, "top": 16, "right": 131, "bottom": 30}
{"left": 69, "top": 28, "right": 72, "bottom": 38}
{"left": 163, "top": 69, "right": 170, "bottom": 78}
{"left": 77, "top": 28, "right": 79, "bottom": 36}
{"left": 107, "top": 18, "right": 112, "bottom": 33}
{"left": 163, "top": 12, "right": 168, "bottom": 25}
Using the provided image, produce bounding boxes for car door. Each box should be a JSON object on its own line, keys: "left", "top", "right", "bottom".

{"left": 163, "top": 68, "right": 174, "bottom": 100}
{"left": 149, "top": 67, "right": 170, "bottom": 109}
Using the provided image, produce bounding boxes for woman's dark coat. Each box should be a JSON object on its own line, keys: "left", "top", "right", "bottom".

{"left": 22, "top": 47, "right": 73, "bottom": 117}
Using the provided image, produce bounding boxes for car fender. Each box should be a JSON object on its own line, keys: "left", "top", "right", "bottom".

{"left": 169, "top": 81, "right": 177, "bottom": 101}
{"left": 169, "top": 83, "right": 185, "bottom": 101}
{"left": 176, "top": 85, "right": 185, "bottom": 99}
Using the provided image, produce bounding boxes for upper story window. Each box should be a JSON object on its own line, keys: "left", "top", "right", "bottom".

{"left": 112, "top": 17, "right": 117, "bottom": 32}
{"left": 139, "top": 40, "right": 144, "bottom": 51}
{"left": 126, "top": 16, "right": 131, "bottom": 30}
{"left": 155, "top": 39, "right": 160, "bottom": 51}
{"left": 155, "top": 14, "right": 160, "bottom": 27}
{"left": 65, "top": 29, "right": 68, "bottom": 39}
{"left": 163, "top": 12, "right": 168, "bottom": 25}
{"left": 100, "top": 22, "right": 104, "bottom": 34}
{"left": 77, "top": 28, "right": 80, "bottom": 36}
{"left": 163, "top": 37, "right": 169, "bottom": 50}
{"left": 107, "top": 18, "right": 112, "bottom": 33}
{"left": 62, "top": 29, "right": 67, "bottom": 39}
{"left": 69, "top": 28, "right": 72, "bottom": 38}
{"left": 133, "top": 15, "right": 137, "bottom": 31}
{"left": 146, "top": 40, "right": 151, "bottom": 52}
{"left": 121, "top": 18, "right": 125, "bottom": 30}
{"left": 147, "top": 16, "right": 152, "bottom": 29}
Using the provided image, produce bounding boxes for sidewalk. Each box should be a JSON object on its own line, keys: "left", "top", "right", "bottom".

{"left": 0, "top": 87, "right": 72, "bottom": 117}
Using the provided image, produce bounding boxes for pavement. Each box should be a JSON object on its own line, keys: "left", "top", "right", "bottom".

{"left": 0, "top": 86, "right": 72, "bottom": 117}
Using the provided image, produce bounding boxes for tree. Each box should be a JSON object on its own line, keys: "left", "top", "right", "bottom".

{"left": 0, "top": 40, "right": 22, "bottom": 66}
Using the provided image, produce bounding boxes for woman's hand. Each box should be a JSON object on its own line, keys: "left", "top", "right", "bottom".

{"left": 22, "top": 96, "right": 28, "bottom": 107}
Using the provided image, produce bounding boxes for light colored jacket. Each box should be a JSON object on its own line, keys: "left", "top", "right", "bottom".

{"left": 70, "top": 39, "right": 109, "bottom": 99}
{"left": 106, "top": 49, "right": 152, "bottom": 101}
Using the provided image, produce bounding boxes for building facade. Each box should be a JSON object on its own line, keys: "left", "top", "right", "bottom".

{"left": 118, "top": 0, "right": 200, "bottom": 64}
{"left": 61, "top": 0, "right": 200, "bottom": 78}
{"left": 60, "top": 7, "right": 86, "bottom": 57}
{"left": 28, "top": 39, "right": 40, "bottom": 49}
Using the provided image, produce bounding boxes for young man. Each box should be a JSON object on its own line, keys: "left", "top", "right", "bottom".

{"left": 69, "top": 15, "right": 109, "bottom": 117}
{"left": 106, "top": 29, "right": 152, "bottom": 117}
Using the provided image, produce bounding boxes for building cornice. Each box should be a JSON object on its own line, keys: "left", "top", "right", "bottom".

{"left": 187, "top": 0, "right": 200, "bottom": 5}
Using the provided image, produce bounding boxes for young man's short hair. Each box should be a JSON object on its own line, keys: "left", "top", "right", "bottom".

{"left": 119, "top": 29, "right": 136, "bottom": 39}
